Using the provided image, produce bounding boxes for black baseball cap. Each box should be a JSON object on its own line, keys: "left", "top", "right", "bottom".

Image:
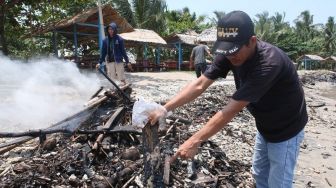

{"left": 213, "top": 11, "right": 255, "bottom": 56}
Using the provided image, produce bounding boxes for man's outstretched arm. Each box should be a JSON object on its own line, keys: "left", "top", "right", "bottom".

{"left": 171, "top": 98, "right": 249, "bottom": 160}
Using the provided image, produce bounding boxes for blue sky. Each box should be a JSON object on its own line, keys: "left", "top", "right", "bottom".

{"left": 165, "top": 0, "right": 335, "bottom": 25}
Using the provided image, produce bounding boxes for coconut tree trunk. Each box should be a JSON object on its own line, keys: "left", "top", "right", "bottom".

{"left": 0, "top": 1, "right": 8, "bottom": 55}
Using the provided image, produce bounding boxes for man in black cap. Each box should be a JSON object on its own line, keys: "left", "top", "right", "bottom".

{"left": 148, "top": 10, "right": 307, "bottom": 187}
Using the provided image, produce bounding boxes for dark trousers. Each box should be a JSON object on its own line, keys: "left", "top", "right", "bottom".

{"left": 195, "top": 63, "right": 207, "bottom": 78}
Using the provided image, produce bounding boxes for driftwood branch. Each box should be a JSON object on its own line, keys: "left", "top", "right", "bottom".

{"left": 0, "top": 144, "right": 20, "bottom": 155}
{"left": 168, "top": 116, "right": 192, "bottom": 125}
{"left": 0, "top": 126, "right": 141, "bottom": 138}
{"left": 90, "top": 86, "right": 104, "bottom": 99}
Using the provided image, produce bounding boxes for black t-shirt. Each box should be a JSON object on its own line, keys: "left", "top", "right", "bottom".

{"left": 204, "top": 40, "right": 308, "bottom": 142}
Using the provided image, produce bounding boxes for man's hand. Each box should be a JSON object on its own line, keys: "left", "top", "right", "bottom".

{"left": 170, "top": 137, "right": 202, "bottom": 163}
{"left": 96, "top": 63, "right": 100, "bottom": 69}
{"left": 127, "top": 63, "right": 134, "bottom": 72}
{"left": 148, "top": 106, "right": 168, "bottom": 125}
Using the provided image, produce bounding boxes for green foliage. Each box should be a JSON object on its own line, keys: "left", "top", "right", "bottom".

{"left": 1, "top": 2, "right": 335, "bottom": 61}
{"left": 0, "top": 0, "right": 96, "bottom": 58}
{"left": 111, "top": 0, "right": 136, "bottom": 27}
{"left": 110, "top": 0, "right": 168, "bottom": 60}
{"left": 252, "top": 10, "right": 335, "bottom": 60}
{"left": 273, "top": 28, "right": 300, "bottom": 59}
{"left": 111, "top": 0, "right": 167, "bottom": 34}
{"left": 165, "top": 7, "right": 209, "bottom": 35}
{"left": 294, "top": 10, "right": 318, "bottom": 42}
{"left": 138, "top": 0, "right": 167, "bottom": 34}
{"left": 323, "top": 17, "right": 336, "bottom": 56}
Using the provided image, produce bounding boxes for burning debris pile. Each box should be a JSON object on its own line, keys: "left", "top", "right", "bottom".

{"left": 0, "top": 83, "right": 256, "bottom": 188}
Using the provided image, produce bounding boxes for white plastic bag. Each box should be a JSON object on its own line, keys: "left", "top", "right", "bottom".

{"left": 132, "top": 98, "right": 171, "bottom": 129}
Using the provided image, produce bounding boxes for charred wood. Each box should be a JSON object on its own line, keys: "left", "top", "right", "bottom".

{"left": 0, "top": 126, "right": 141, "bottom": 138}
{"left": 168, "top": 115, "right": 192, "bottom": 125}
{"left": 90, "top": 86, "right": 104, "bottom": 99}
{"left": 142, "top": 122, "right": 164, "bottom": 187}
{"left": 92, "top": 107, "right": 125, "bottom": 151}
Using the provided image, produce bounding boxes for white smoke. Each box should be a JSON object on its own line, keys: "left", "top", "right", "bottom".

{"left": 0, "top": 54, "right": 101, "bottom": 132}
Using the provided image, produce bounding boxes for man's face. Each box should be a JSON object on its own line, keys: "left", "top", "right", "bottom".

{"left": 108, "top": 27, "right": 114, "bottom": 37}
{"left": 225, "top": 37, "right": 256, "bottom": 66}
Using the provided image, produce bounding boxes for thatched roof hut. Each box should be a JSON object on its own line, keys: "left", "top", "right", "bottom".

{"left": 165, "top": 34, "right": 197, "bottom": 46}
{"left": 119, "top": 29, "right": 167, "bottom": 47}
{"left": 325, "top": 56, "right": 336, "bottom": 61}
{"left": 297, "top": 54, "right": 325, "bottom": 61}
{"left": 31, "top": 4, "right": 133, "bottom": 42}
{"left": 297, "top": 54, "right": 325, "bottom": 70}
{"left": 324, "top": 56, "right": 336, "bottom": 70}
{"left": 163, "top": 33, "right": 198, "bottom": 70}
{"left": 196, "top": 27, "right": 217, "bottom": 46}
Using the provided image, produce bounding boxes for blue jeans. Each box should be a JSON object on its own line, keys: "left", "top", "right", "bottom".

{"left": 252, "top": 130, "right": 304, "bottom": 188}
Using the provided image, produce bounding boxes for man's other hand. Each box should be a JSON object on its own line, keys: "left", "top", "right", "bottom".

{"left": 170, "top": 137, "right": 201, "bottom": 163}
{"left": 96, "top": 63, "right": 100, "bottom": 69}
{"left": 127, "top": 63, "right": 134, "bottom": 72}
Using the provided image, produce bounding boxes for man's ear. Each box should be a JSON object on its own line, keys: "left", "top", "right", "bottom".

{"left": 246, "top": 36, "right": 257, "bottom": 48}
{"left": 250, "top": 36, "right": 257, "bottom": 45}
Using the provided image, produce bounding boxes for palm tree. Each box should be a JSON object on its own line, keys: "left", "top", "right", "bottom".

{"left": 324, "top": 16, "right": 336, "bottom": 55}
{"left": 111, "top": 0, "right": 167, "bottom": 34}
{"left": 208, "top": 11, "right": 225, "bottom": 25}
{"left": 294, "top": 10, "right": 315, "bottom": 41}
{"left": 165, "top": 7, "right": 206, "bottom": 35}
{"left": 271, "top": 12, "right": 289, "bottom": 32}
{"left": 254, "top": 11, "right": 273, "bottom": 42}
{"left": 110, "top": 0, "right": 136, "bottom": 27}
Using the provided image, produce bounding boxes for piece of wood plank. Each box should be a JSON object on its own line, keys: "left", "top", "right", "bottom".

{"left": 92, "top": 107, "right": 125, "bottom": 150}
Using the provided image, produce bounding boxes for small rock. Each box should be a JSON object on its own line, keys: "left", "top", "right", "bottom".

{"left": 42, "top": 137, "right": 57, "bottom": 151}
{"left": 327, "top": 166, "right": 334, "bottom": 170}
{"left": 13, "top": 162, "right": 31, "bottom": 173}
{"left": 82, "top": 174, "right": 89, "bottom": 181}
{"left": 71, "top": 143, "right": 82, "bottom": 149}
{"left": 68, "top": 174, "right": 78, "bottom": 186}
{"left": 120, "top": 147, "right": 140, "bottom": 161}
{"left": 321, "top": 152, "right": 331, "bottom": 159}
